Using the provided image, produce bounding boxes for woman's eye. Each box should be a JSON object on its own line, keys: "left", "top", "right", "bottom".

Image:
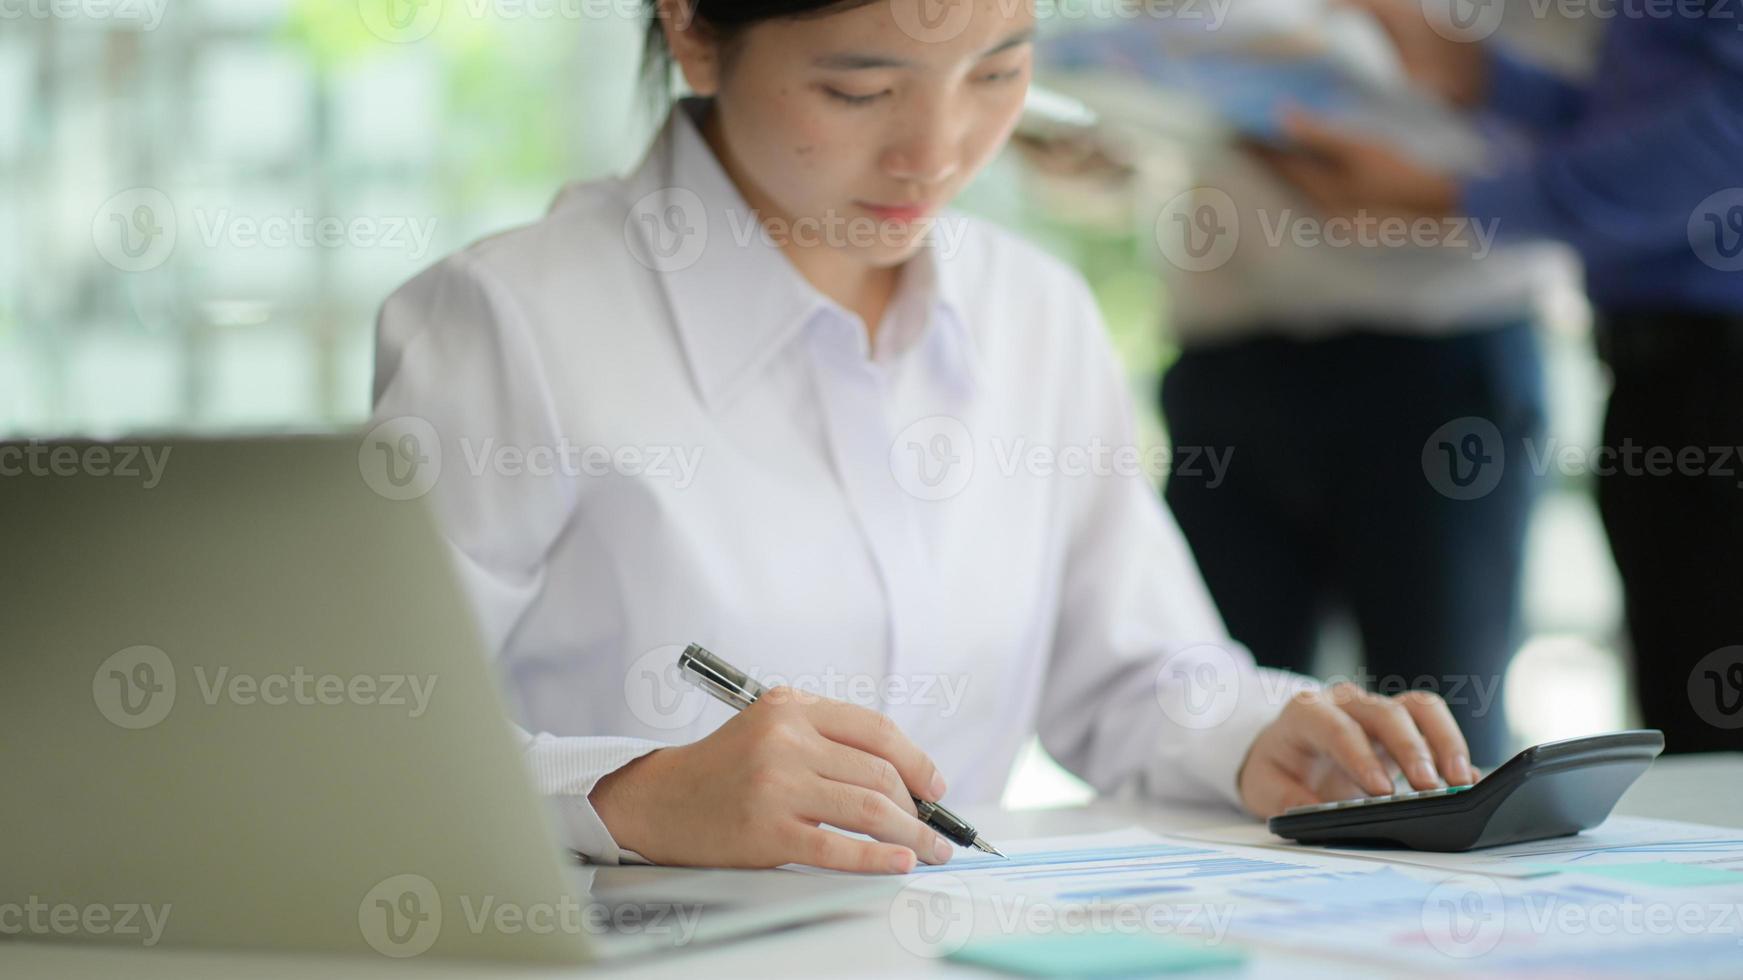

{"left": 977, "top": 67, "right": 1024, "bottom": 85}
{"left": 824, "top": 87, "right": 888, "bottom": 106}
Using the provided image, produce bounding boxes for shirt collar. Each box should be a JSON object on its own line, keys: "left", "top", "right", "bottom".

{"left": 621, "top": 97, "right": 979, "bottom": 412}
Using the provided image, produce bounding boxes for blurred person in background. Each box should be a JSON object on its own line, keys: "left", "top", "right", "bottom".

{"left": 1258, "top": 0, "right": 1743, "bottom": 753}
{"left": 1033, "top": 5, "right": 1577, "bottom": 767}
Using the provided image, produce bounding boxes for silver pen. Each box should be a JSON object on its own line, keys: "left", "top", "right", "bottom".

{"left": 677, "top": 643, "right": 1007, "bottom": 859}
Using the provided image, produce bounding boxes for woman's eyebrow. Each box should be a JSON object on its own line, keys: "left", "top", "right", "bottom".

{"left": 982, "top": 28, "right": 1036, "bottom": 57}
{"left": 810, "top": 28, "right": 1036, "bottom": 71}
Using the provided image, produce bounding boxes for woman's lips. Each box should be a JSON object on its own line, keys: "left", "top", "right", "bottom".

{"left": 858, "top": 201, "right": 933, "bottom": 223}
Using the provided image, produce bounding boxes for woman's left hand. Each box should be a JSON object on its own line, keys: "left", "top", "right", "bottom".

{"left": 1238, "top": 684, "right": 1478, "bottom": 818}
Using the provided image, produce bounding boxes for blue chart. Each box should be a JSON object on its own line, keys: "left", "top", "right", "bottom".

{"left": 1229, "top": 869, "right": 1743, "bottom": 976}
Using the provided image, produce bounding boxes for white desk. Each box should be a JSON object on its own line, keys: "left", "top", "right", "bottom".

{"left": 6, "top": 753, "right": 1738, "bottom": 979}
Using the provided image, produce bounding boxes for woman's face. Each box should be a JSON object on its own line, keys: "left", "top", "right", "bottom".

{"left": 677, "top": 1, "right": 1036, "bottom": 270}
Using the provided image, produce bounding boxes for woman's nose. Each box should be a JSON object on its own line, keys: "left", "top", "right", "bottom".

{"left": 882, "top": 116, "right": 961, "bottom": 187}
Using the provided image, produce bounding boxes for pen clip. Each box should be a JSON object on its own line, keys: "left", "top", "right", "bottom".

{"left": 678, "top": 643, "right": 766, "bottom": 711}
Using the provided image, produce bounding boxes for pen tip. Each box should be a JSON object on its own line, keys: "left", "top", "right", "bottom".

{"left": 973, "top": 836, "right": 1008, "bottom": 858}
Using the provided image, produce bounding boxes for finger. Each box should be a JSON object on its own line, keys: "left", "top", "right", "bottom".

{"left": 812, "top": 740, "right": 920, "bottom": 818}
{"left": 802, "top": 699, "right": 948, "bottom": 803}
{"left": 1396, "top": 690, "right": 1475, "bottom": 784}
{"left": 1285, "top": 689, "right": 1394, "bottom": 795}
{"left": 793, "top": 825, "right": 920, "bottom": 875}
{"left": 1330, "top": 684, "right": 1443, "bottom": 790}
{"left": 801, "top": 780, "right": 954, "bottom": 867}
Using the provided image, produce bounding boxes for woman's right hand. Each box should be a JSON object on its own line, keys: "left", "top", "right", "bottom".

{"left": 589, "top": 686, "right": 958, "bottom": 873}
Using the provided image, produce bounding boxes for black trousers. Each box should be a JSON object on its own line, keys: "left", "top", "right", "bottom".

{"left": 1596, "top": 311, "right": 1743, "bottom": 754}
{"left": 1162, "top": 321, "right": 1544, "bottom": 767}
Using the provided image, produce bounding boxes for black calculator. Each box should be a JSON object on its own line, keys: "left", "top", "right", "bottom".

{"left": 1268, "top": 730, "right": 1665, "bottom": 852}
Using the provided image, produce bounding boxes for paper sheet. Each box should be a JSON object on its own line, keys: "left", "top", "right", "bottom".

{"left": 980, "top": 827, "right": 1743, "bottom": 975}
{"left": 817, "top": 825, "right": 1743, "bottom": 976}
{"left": 900, "top": 826, "right": 1376, "bottom": 901}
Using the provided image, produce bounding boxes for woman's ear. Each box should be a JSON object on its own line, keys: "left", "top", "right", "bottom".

{"left": 657, "top": 0, "right": 722, "bottom": 97}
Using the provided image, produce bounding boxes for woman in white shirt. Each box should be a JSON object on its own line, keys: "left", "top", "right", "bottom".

{"left": 371, "top": 0, "right": 1476, "bottom": 875}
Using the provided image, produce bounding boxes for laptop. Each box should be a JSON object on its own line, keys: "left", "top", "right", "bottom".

{"left": 0, "top": 435, "right": 898, "bottom": 963}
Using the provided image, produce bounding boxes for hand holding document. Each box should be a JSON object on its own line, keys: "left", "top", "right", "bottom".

{"left": 1033, "top": 16, "right": 1490, "bottom": 172}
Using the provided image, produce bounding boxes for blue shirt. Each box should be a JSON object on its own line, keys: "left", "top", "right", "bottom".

{"left": 1464, "top": 14, "right": 1743, "bottom": 315}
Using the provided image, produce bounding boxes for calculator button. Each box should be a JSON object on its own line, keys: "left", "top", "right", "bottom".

{"left": 1280, "top": 782, "right": 1474, "bottom": 817}
{"left": 1280, "top": 800, "right": 1347, "bottom": 815}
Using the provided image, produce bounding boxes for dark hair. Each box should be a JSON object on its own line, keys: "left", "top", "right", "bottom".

{"left": 640, "top": 0, "right": 878, "bottom": 104}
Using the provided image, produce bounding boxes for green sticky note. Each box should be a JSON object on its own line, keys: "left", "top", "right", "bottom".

{"left": 944, "top": 933, "right": 1247, "bottom": 977}
{"left": 1530, "top": 861, "right": 1743, "bottom": 887}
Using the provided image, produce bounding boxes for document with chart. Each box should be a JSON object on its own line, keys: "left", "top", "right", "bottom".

{"left": 857, "top": 826, "right": 1743, "bottom": 977}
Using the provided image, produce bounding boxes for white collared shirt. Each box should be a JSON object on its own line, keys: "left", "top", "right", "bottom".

{"left": 372, "top": 98, "right": 1309, "bottom": 864}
